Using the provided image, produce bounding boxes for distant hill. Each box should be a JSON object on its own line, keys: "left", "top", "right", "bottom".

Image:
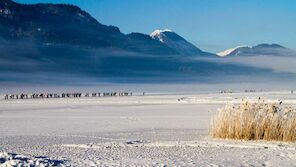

{"left": 217, "top": 44, "right": 296, "bottom": 57}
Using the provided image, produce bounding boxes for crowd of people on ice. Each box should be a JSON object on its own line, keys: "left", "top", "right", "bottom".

{"left": 220, "top": 89, "right": 294, "bottom": 94}
{"left": 3, "top": 92, "right": 133, "bottom": 100}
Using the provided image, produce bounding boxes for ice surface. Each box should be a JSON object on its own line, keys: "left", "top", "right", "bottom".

{"left": 0, "top": 91, "right": 296, "bottom": 166}
{"left": 0, "top": 152, "right": 70, "bottom": 167}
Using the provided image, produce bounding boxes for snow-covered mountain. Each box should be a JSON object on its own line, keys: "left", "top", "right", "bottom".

{"left": 218, "top": 44, "right": 296, "bottom": 57}
{"left": 217, "top": 45, "right": 249, "bottom": 57}
{"left": 150, "top": 29, "right": 214, "bottom": 56}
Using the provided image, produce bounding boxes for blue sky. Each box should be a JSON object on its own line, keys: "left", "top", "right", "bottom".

{"left": 15, "top": 0, "right": 296, "bottom": 52}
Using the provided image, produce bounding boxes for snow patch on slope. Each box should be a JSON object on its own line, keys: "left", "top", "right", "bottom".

{"left": 217, "top": 45, "right": 249, "bottom": 57}
{"left": 150, "top": 29, "right": 173, "bottom": 38}
{"left": 150, "top": 29, "right": 173, "bottom": 43}
{"left": 150, "top": 29, "right": 206, "bottom": 56}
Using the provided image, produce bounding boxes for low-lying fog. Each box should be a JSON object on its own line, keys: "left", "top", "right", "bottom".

{"left": 1, "top": 82, "right": 296, "bottom": 95}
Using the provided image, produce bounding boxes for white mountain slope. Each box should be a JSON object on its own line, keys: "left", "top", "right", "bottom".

{"left": 217, "top": 45, "right": 249, "bottom": 57}
{"left": 150, "top": 29, "right": 174, "bottom": 43}
{"left": 150, "top": 29, "right": 214, "bottom": 56}
{"left": 218, "top": 44, "right": 296, "bottom": 57}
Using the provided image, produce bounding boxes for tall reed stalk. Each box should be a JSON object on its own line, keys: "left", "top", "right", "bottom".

{"left": 210, "top": 99, "right": 296, "bottom": 142}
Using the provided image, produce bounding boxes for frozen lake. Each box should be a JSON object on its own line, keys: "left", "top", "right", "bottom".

{"left": 0, "top": 91, "right": 296, "bottom": 166}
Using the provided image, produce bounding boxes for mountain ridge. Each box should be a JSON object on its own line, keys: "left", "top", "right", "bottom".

{"left": 150, "top": 29, "right": 215, "bottom": 56}
{"left": 0, "top": 0, "right": 295, "bottom": 84}
{"left": 217, "top": 44, "right": 295, "bottom": 57}
{"left": 0, "top": 0, "right": 180, "bottom": 55}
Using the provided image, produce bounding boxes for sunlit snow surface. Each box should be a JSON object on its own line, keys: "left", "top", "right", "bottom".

{"left": 0, "top": 91, "right": 296, "bottom": 166}
{"left": 217, "top": 45, "right": 249, "bottom": 57}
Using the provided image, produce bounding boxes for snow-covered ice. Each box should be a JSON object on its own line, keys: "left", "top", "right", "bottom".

{"left": 0, "top": 91, "right": 295, "bottom": 166}
{"left": 0, "top": 152, "right": 70, "bottom": 167}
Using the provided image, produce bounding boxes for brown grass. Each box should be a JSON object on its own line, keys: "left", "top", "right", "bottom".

{"left": 210, "top": 99, "right": 296, "bottom": 142}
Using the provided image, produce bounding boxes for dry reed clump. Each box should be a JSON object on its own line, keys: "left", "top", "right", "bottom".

{"left": 210, "top": 99, "right": 296, "bottom": 142}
